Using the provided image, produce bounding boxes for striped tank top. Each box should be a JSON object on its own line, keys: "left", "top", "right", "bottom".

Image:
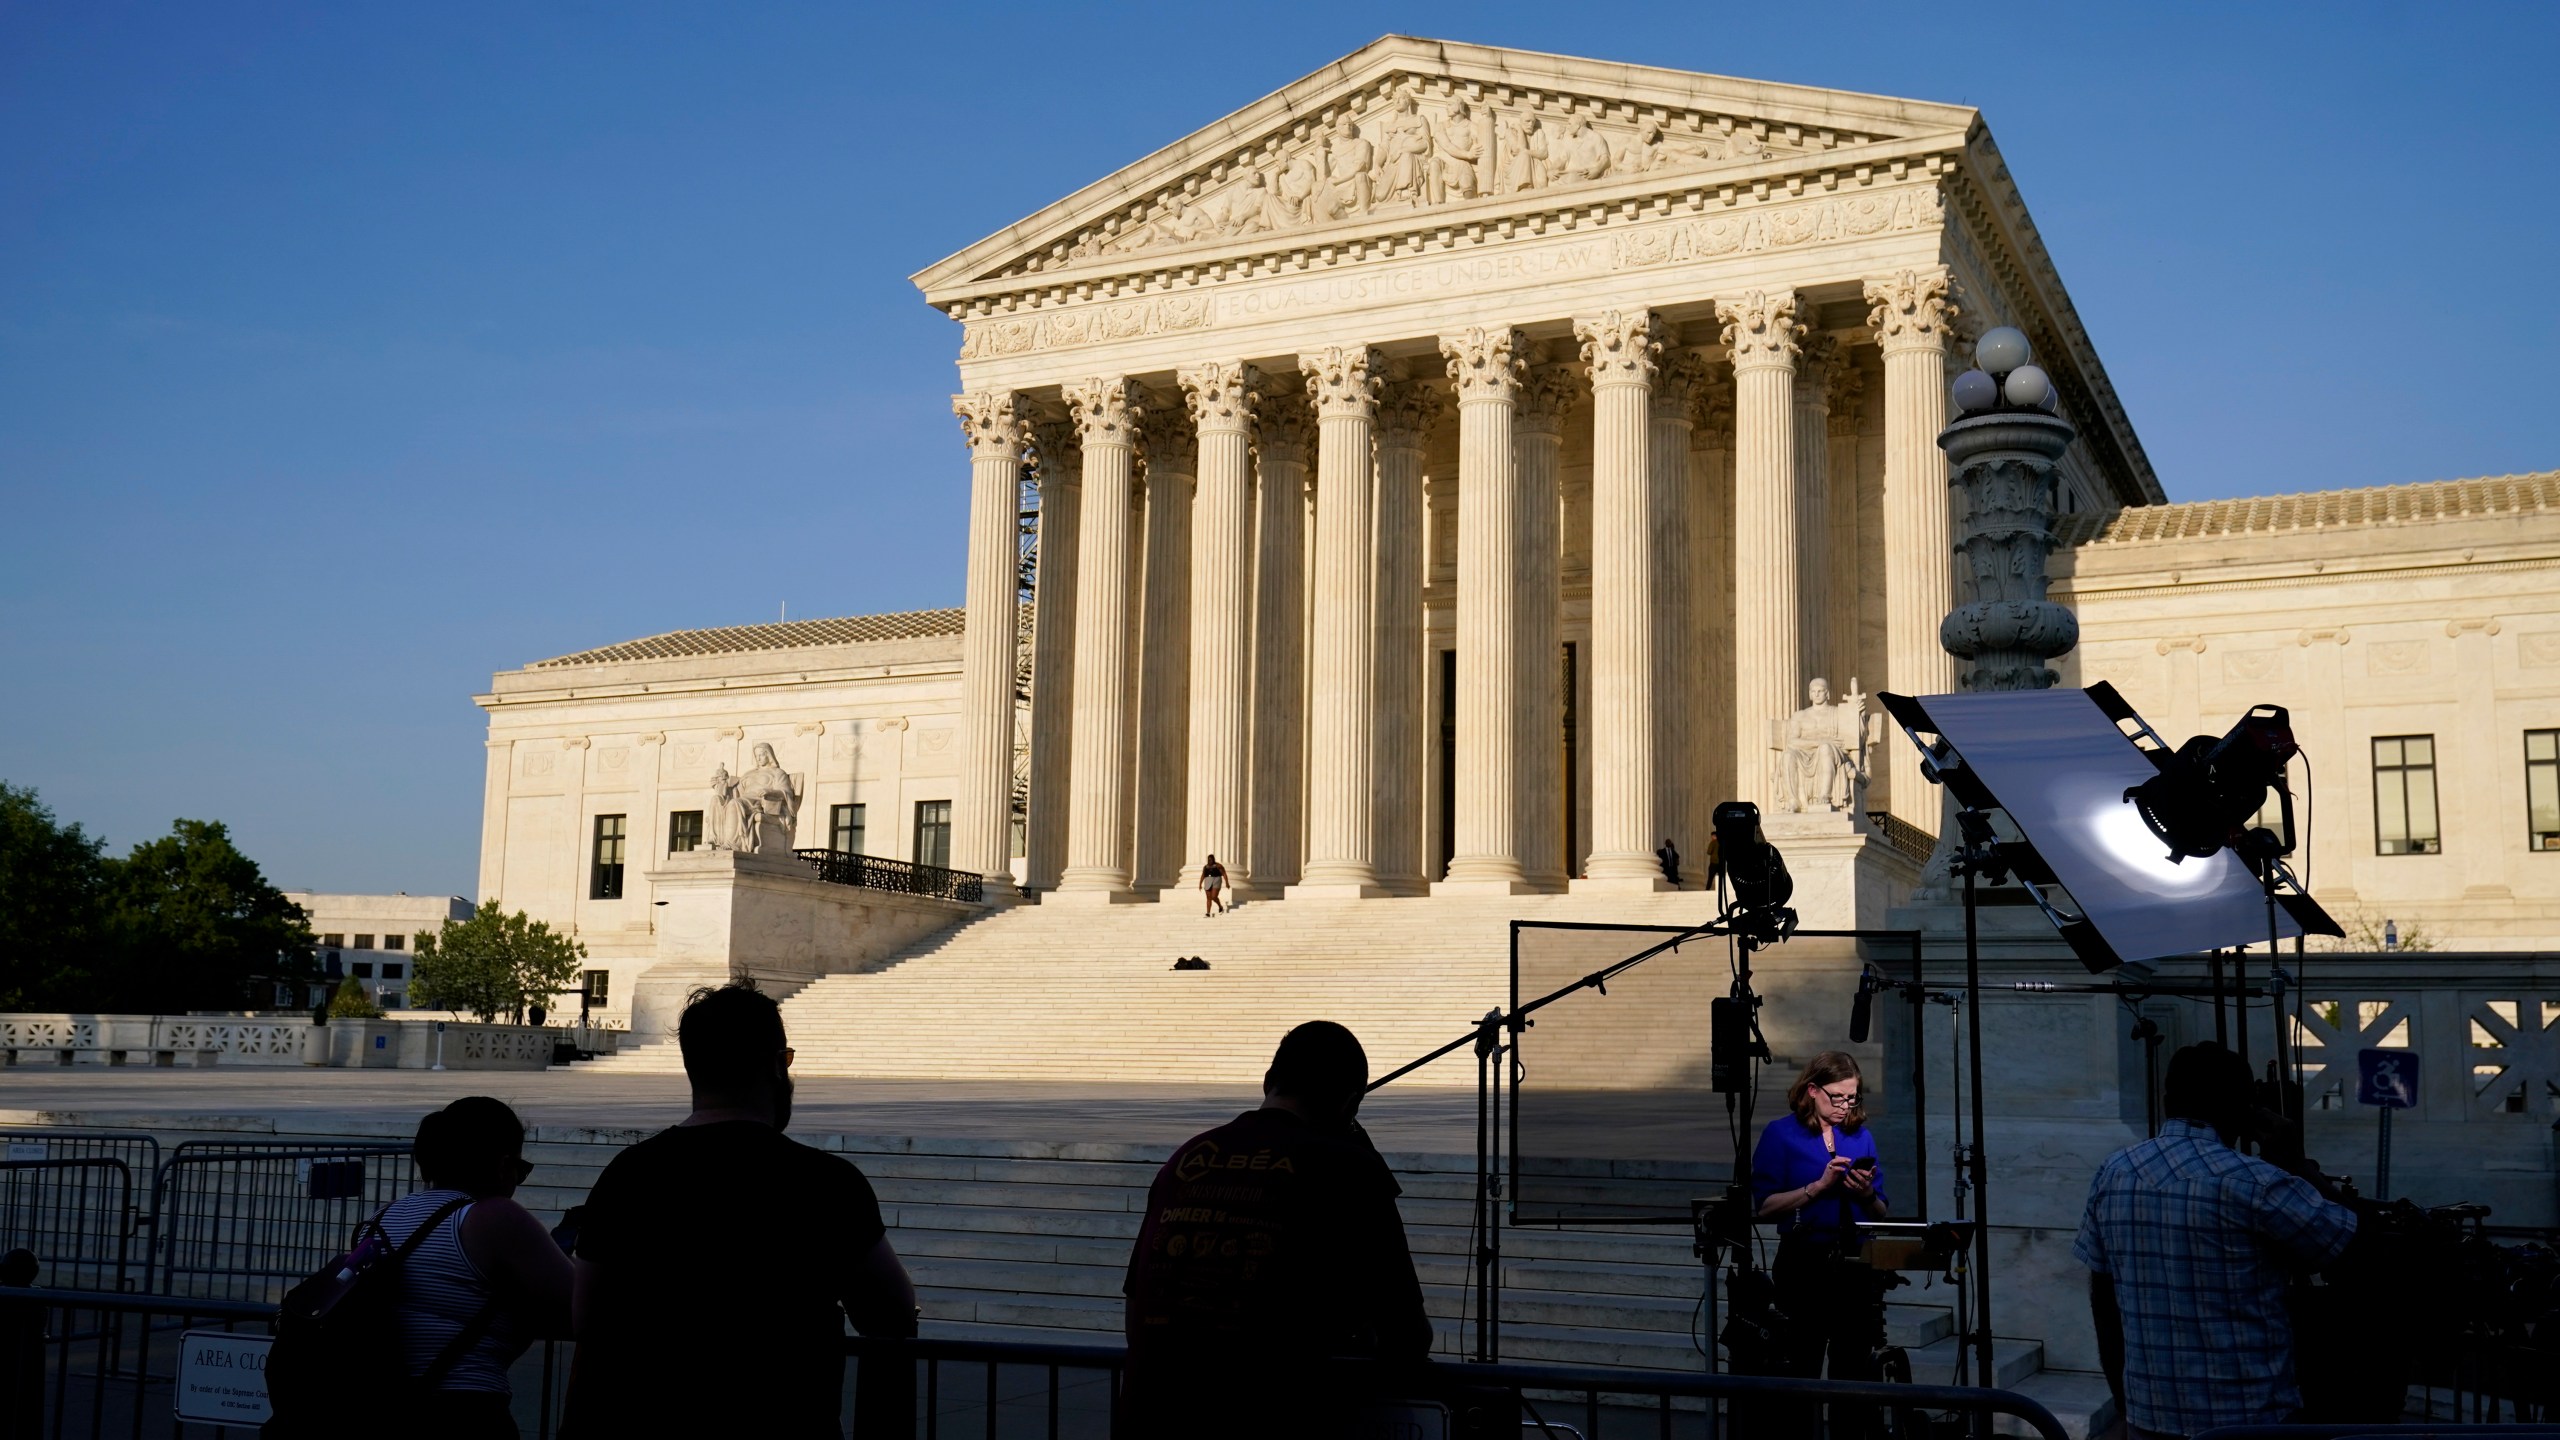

{"left": 379, "top": 1188, "right": 528, "bottom": 1394}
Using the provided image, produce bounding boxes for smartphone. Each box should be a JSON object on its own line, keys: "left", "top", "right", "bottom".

{"left": 1851, "top": 1156, "right": 1877, "bottom": 1172}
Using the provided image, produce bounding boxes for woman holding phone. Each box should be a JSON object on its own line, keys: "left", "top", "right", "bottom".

{"left": 1747, "top": 1051, "right": 1892, "bottom": 1428}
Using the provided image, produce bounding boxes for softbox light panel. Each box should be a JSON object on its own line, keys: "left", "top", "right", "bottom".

{"left": 1896, "top": 687, "right": 2309, "bottom": 967}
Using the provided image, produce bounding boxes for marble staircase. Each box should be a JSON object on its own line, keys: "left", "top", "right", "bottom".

{"left": 588, "top": 889, "right": 1735, "bottom": 1082}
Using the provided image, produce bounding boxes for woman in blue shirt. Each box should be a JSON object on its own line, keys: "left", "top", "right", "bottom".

{"left": 1746, "top": 1051, "right": 1892, "bottom": 1432}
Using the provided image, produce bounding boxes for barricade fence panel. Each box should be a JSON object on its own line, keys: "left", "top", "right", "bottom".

{"left": 150, "top": 1141, "right": 416, "bottom": 1303}
{"left": 0, "top": 1158, "right": 137, "bottom": 1292}
{"left": 1509, "top": 924, "right": 1922, "bottom": 1226}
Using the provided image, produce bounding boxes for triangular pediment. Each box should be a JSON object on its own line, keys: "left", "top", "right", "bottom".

{"left": 913, "top": 36, "right": 1977, "bottom": 302}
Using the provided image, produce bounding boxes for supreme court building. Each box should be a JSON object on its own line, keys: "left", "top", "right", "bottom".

{"left": 476, "top": 38, "right": 2559, "bottom": 1023}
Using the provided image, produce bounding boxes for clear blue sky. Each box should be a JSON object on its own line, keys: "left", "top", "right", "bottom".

{"left": 4, "top": 2, "right": 2554, "bottom": 897}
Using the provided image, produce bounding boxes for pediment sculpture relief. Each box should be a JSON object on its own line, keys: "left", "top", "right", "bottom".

{"left": 1029, "top": 78, "right": 1813, "bottom": 271}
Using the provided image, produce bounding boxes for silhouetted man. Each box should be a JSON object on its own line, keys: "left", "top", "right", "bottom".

{"left": 1120, "top": 1021, "right": 1432, "bottom": 1438}
{"left": 2077, "top": 1042, "right": 2356, "bottom": 1438}
{"left": 565, "top": 985, "right": 916, "bottom": 1439}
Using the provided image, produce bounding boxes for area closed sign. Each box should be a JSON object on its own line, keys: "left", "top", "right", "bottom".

{"left": 174, "top": 1330, "right": 272, "bottom": 1427}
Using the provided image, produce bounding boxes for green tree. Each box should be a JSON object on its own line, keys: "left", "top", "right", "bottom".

{"left": 326, "top": 976, "right": 385, "bottom": 1020}
{"left": 0, "top": 784, "right": 109, "bottom": 1009}
{"left": 94, "top": 818, "right": 317, "bottom": 1012}
{"left": 411, "top": 901, "right": 585, "bottom": 1024}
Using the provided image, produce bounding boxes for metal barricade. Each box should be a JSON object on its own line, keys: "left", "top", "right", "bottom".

{"left": 0, "top": 1158, "right": 138, "bottom": 1293}
{"left": 149, "top": 1141, "right": 415, "bottom": 1303}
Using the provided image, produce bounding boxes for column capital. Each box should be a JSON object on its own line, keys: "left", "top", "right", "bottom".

{"left": 1026, "top": 406, "right": 1082, "bottom": 494}
{"left": 1177, "top": 361, "right": 1259, "bottom": 435}
{"left": 1062, "top": 376, "right": 1142, "bottom": 447}
{"left": 1141, "top": 395, "right": 1198, "bottom": 478}
{"left": 1863, "top": 266, "right": 1961, "bottom": 355}
{"left": 1793, "top": 334, "right": 1840, "bottom": 405}
{"left": 1254, "top": 385, "right": 1316, "bottom": 469}
{"left": 1649, "top": 350, "right": 1707, "bottom": 421}
{"left": 1573, "top": 308, "right": 1666, "bottom": 387}
{"left": 1827, "top": 361, "right": 1866, "bottom": 435}
{"left": 1687, "top": 363, "right": 1734, "bottom": 439}
{"left": 1439, "top": 325, "right": 1527, "bottom": 403}
{"left": 1715, "top": 289, "right": 1804, "bottom": 372}
{"left": 1301, "top": 344, "right": 1386, "bottom": 419}
{"left": 1378, "top": 365, "right": 1443, "bottom": 448}
{"left": 952, "top": 390, "right": 1026, "bottom": 461}
{"left": 1518, "top": 355, "right": 1578, "bottom": 439}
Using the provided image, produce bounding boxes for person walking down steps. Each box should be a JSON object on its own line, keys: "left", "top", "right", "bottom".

{"left": 1200, "top": 854, "right": 1229, "bottom": 916}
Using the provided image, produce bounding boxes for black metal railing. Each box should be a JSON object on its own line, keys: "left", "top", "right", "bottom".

{"left": 4, "top": 1288, "right": 2079, "bottom": 1440}
{"left": 796, "top": 848, "right": 985, "bottom": 903}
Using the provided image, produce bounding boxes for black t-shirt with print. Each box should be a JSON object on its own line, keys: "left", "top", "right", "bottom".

{"left": 567, "top": 1120, "right": 887, "bottom": 1439}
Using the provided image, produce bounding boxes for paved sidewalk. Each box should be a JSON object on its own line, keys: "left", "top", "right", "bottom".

{"left": 0, "top": 1065, "right": 1493, "bottom": 1151}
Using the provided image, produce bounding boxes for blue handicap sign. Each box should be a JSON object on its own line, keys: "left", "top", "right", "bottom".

{"left": 2356, "top": 1048, "right": 2418, "bottom": 1109}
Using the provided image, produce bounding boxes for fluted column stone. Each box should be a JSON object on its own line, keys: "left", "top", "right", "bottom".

{"left": 1718, "top": 289, "right": 1806, "bottom": 812}
{"left": 1022, "top": 413, "right": 1081, "bottom": 892}
{"left": 1175, "top": 362, "right": 1257, "bottom": 897}
{"left": 1690, "top": 376, "right": 1737, "bottom": 828}
{"left": 1827, "top": 363, "right": 1867, "bottom": 704}
{"left": 1055, "top": 378, "right": 1144, "bottom": 902}
{"left": 1434, "top": 326, "right": 1532, "bottom": 892}
{"left": 951, "top": 391, "right": 1027, "bottom": 898}
{"left": 1372, "top": 367, "right": 1438, "bottom": 896}
{"left": 1293, "top": 344, "right": 1388, "bottom": 897}
{"left": 1573, "top": 308, "right": 1672, "bottom": 889}
{"left": 1247, "top": 390, "right": 1313, "bottom": 891}
{"left": 1517, "top": 357, "right": 1574, "bottom": 888}
{"left": 1650, "top": 352, "right": 1705, "bottom": 876}
{"left": 1865, "top": 267, "right": 1961, "bottom": 831}
{"left": 1793, "top": 335, "right": 1837, "bottom": 685}
{"left": 1131, "top": 404, "right": 1194, "bottom": 893}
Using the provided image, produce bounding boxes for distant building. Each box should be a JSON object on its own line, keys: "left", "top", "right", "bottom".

{"left": 282, "top": 892, "right": 471, "bottom": 1011}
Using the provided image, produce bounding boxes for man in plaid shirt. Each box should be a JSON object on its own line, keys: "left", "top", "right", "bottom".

{"left": 2074, "top": 1042, "right": 2358, "bottom": 1439}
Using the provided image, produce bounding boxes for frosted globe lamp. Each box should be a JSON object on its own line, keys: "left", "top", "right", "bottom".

{"left": 2002, "top": 364, "right": 2054, "bottom": 410}
{"left": 1975, "top": 326, "right": 2031, "bottom": 375}
{"left": 1951, "top": 368, "right": 1998, "bottom": 413}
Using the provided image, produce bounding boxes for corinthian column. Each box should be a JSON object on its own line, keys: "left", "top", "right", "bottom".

{"left": 1247, "top": 389, "right": 1313, "bottom": 892}
{"left": 951, "top": 391, "right": 1026, "bottom": 898}
{"left": 1175, "top": 362, "right": 1257, "bottom": 898}
{"left": 1865, "top": 267, "right": 1960, "bottom": 830}
{"left": 1690, "top": 374, "right": 1736, "bottom": 826}
{"left": 1373, "top": 366, "right": 1439, "bottom": 895}
{"left": 1573, "top": 309, "right": 1671, "bottom": 888}
{"left": 1717, "top": 289, "right": 1805, "bottom": 812}
{"left": 1434, "top": 326, "right": 1531, "bottom": 893}
{"left": 1022, "top": 411, "right": 1081, "bottom": 893}
{"left": 1517, "top": 356, "right": 1575, "bottom": 888}
{"left": 1054, "top": 378, "right": 1143, "bottom": 902}
{"left": 1132, "top": 404, "right": 1194, "bottom": 893}
{"left": 1794, "top": 335, "right": 1837, "bottom": 685}
{"left": 1292, "top": 344, "right": 1387, "bottom": 897}
{"left": 1651, "top": 351, "right": 1705, "bottom": 873}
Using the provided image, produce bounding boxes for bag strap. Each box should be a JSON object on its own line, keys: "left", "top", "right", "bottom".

{"left": 390, "top": 1194, "right": 477, "bottom": 1263}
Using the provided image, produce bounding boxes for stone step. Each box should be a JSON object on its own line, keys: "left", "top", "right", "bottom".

{"left": 1903, "top": 1334, "right": 2044, "bottom": 1391}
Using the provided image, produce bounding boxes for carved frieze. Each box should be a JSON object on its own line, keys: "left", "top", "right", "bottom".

{"left": 1001, "top": 75, "right": 1858, "bottom": 276}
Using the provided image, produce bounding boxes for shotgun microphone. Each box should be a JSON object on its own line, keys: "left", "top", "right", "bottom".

{"left": 1848, "top": 965, "right": 1881, "bottom": 1045}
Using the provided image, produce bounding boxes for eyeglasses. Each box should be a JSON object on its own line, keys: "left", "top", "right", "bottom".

{"left": 780, "top": 1047, "right": 796, "bottom": 1068}
{"left": 511, "top": 1158, "right": 535, "bottom": 1181}
{"left": 1816, "top": 1086, "right": 1862, "bottom": 1109}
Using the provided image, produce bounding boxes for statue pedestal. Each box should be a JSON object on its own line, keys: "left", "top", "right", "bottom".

{"left": 1759, "top": 810, "right": 1921, "bottom": 930}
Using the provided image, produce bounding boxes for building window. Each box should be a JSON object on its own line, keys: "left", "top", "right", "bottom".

{"left": 380, "top": 963, "right": 403, "bottom": 980}
{"left": 2529, "top": 730, "right": 2560, "bottom": 852}
{"left": 2372, "top": 736, "right": 2441, "bottom": 856}
{"left": 382, "top": 934, "right": 404, "bottom": 952}
{"left": 380, "top": 992, "right": 403, "bottom": 1009}
{"left": 831, "top": 803, "right": 866, "bottom": 856}
{"left": 353, "top": 933, "right": 374, "bottom": 951}
{"left": 351, "top": 963, "right": 374, "bottom": 979}
{"left": 912, "top": 800, "right": 952, "bottom": 870}
{"left": 668, "top": 810, "right": 703, "bottom": 854}
{"left": 592, "top": 814, "right": 629, "bottom": 898}
{"left": 583, "top": 969, "right": 611, "bottom": 1005}
{"left": 321, "top": 933, "right": 344, "bottom": 949}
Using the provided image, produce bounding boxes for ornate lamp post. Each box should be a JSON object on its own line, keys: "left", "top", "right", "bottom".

{"left": 1940, "top": 326, "right": 2077, "bottom": 692}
